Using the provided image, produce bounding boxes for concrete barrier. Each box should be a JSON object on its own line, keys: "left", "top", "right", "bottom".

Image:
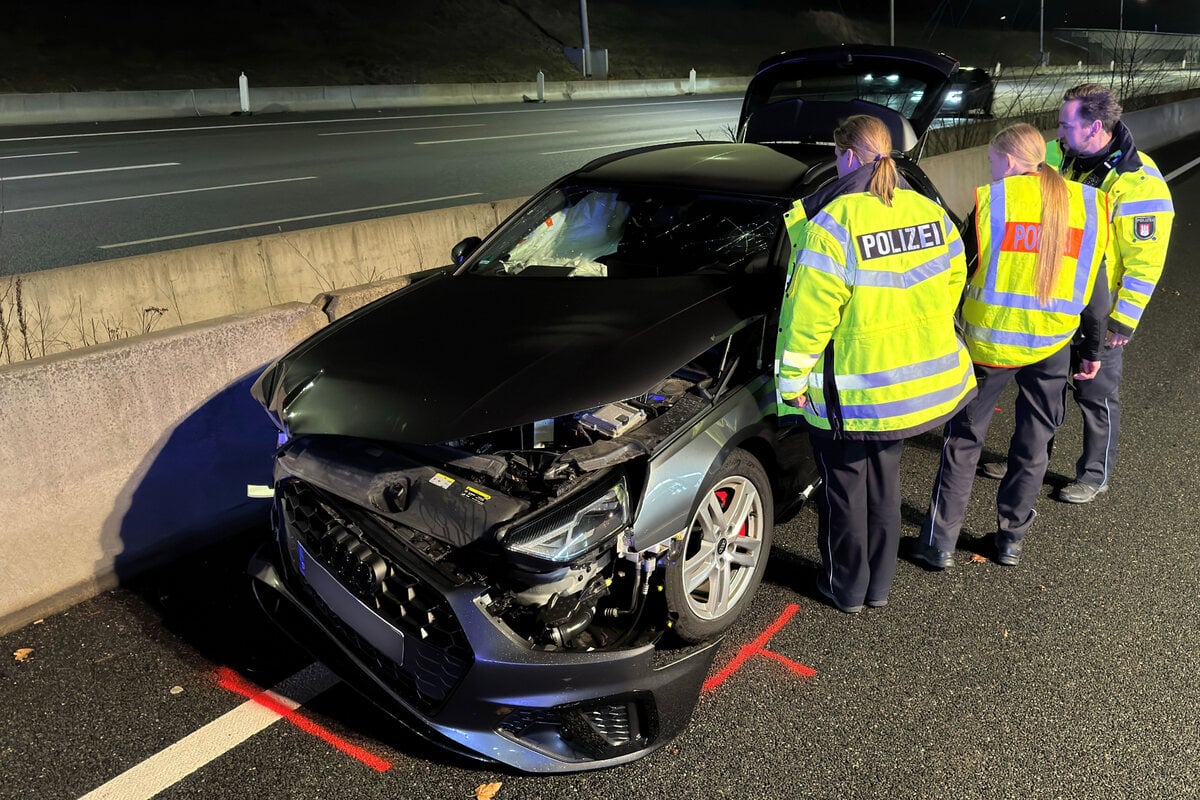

{"left": 0, "top": 302, "right": 328, "bottom": 633}
{"left": 2, "top": 196, "right": 526, "bottom": 363}
{"left": 0, "top": 77, "right": 752, "bottom": 127}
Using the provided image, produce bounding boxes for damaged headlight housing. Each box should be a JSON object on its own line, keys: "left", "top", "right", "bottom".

{"left": 503, "top": 478, "right": 629, "bottom": 563}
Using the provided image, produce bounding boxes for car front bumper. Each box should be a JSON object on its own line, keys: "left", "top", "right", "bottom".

{"left": 249, "top": 534, "right": 721, "bottom": 773}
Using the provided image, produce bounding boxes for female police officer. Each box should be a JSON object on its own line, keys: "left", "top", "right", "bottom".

{"left": 777, "top": 114, "right": 975, "bottom": 613}
{"left": 912, "top": 122, "right": 1110, "bottom": 569}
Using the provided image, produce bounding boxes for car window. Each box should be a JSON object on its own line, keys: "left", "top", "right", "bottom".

{"left": 467, "top": 185, "right": 787, "bottom": 278}
{"left": 762, "top": 73, "right": 928, "bottom": 119}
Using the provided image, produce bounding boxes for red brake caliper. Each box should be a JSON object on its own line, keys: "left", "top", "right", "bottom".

{"left": 713, "top": 488, "right": 748, "bottom": 536}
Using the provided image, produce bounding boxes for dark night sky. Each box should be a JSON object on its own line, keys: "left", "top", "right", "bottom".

{"left": 832, "top": 0, "right": 1198, "bottom": 34}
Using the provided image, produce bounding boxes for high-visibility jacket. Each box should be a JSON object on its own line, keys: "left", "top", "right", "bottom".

{"left": 776, "top": 188, "right": 976, "bottom": 439}
{"left": 964, "top": 174, "right": 1110, "bottom": 366}
{"left": 1046, "top": 133, "right": 1174, "bottom": 336}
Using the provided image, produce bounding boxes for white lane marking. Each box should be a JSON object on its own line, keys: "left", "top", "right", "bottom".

{"left": 0, "top": 150, "right": 80, "bottom": 159}
{"left": 0, "top": 98, "right": 739, "bottom": 142}
{"left": 606, "top": 109, "right": 688, "bottom": 118}
{"left": 416, "top": 129, "right": 576, "bottom": 145}
{"left": 1164, "top": 154, "right": 1200, "bottom": 182}
{"left": 541, "top": 138, "right": 682, "bottom": 155}
{"left": 76, "top": 663, "right": 339, "bottom": 800}
{"left": 98, "top": 192, "right": 483, "bottom": 248}
{"left": 317, "top": 124, "right": 485, "bottom": 136}
{"left": 3, "top": 176, "right": 318, "bottom": 214}
{"left": 0, "top": 162, "right": 179, "bottom": 181}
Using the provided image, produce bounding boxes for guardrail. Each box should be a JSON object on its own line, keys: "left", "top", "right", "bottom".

{"left": 1, "top": 96, "right": 1196, "bottom": 635}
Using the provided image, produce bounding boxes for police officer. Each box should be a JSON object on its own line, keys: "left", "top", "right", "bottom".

{"left": 1049, "top": 83, "right": 1176, "bottom": 502}
{"left": 912, "top": 123, "right": 1110, "bottom": 570}
{"left": 982, "top": 85, "right": 1175, "bottom": 497}
{"left": 777, "top": 114, "right": 976, "bottom": 613}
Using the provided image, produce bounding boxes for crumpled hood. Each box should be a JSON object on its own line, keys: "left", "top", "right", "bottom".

{"left": 253, "top": 273, "right": 767, "bottom": 445}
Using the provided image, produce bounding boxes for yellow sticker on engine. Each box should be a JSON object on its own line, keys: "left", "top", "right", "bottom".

{"left": 429, "top": 473, "right": 455, "bottom": 489}
{"left": 463, "top": 486, "right": 491, "bottom": 505}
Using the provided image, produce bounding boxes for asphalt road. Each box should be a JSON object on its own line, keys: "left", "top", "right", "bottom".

{"left": 3, "top": 65, "right": 1194, "bottom": 276}
{"left": 0, "top": 95, "right": 745, "bottom": 275}
{"left": 1, "top": 140, "right": 1197, "bottom": 800}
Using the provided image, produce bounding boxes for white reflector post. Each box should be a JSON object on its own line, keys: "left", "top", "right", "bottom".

{"left": 239, "top": 72, "right": 250, "bottom": 113}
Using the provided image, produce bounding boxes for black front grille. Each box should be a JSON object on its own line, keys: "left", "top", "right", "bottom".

{"left": 498, "top": 697, "right": 653, "bottom": 761}
{"left": 277, "top": 479, "right": 473, "bottom": 713}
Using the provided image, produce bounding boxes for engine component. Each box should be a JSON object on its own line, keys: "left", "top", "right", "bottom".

{"left": 576, "top": 402, "right": 647, "bottom": 438}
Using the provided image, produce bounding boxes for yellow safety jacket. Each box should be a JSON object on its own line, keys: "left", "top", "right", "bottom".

{"left": 776, "top": 188, "right": 976, "bottom": 439}
{"left": 965, "top": 175, "right": 1110, "bottom": 366}
{"left": 1046, "top": 134, "right": 1174, "bottom": 336}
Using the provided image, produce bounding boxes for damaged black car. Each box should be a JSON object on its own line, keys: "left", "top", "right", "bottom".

{"left": 247, "top": 45, "right": 962, "bottom": 772}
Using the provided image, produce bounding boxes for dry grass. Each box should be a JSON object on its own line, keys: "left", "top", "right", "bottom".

{"left": 2, "top": 1, "right": 1082, "bottom": 93}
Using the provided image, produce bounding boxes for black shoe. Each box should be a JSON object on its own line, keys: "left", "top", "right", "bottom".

{"left": 979, "top": 461, "right": 1007, "bottom": 480}
{"left": 994, "top": 535, "right": 1023, "bottom": 566}
{"left": 910, "top": 538, "right": 955, "bottom": 570}
{"left": 815, "top": 581, "right": 864, "bottom": 614}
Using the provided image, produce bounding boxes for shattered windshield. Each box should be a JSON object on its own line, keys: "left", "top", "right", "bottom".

{"left": 467, "top": 185, "right": 786, "bottom": 278}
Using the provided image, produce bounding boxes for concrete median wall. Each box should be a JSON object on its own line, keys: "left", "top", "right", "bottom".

{"left": 0, "top": 77, "right": 751, "bottom": 126}
{"left": 0, "top": 303, "right": 328, "bottom": 633}
{"left": 3, "top": 197, "right": 526, "bottom": 363}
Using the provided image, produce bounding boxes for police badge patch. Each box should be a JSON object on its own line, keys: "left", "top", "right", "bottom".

{"left": 1134, "top": 215, "right": 1156, "bottom": 240}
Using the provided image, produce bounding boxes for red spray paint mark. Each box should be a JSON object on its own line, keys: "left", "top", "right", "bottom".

{"left": 215, "top": 667, "right": 392, "bottom": 773}
{"left": 702, "top": 603, "right": 816, "bottom": 692}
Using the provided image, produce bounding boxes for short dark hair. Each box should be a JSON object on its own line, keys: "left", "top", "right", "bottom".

{"left": 1063, "top": 83, "right": 1123, "bottom": 133}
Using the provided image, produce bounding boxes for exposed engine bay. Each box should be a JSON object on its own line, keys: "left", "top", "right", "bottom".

{"left": 274, "top": 360, "right": 725, "bottom": 656}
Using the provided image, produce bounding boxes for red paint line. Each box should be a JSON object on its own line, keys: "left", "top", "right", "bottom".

{"left": 760, "top": 648, "right": 817, "bottom": 678}
{"left": 215, "top": 667, "right": 392, "bottom": 773}
{"left": 703, "top": 603, "right": 809, "bottom": 691}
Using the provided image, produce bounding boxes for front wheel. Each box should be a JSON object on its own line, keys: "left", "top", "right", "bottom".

{"left": 664, "top": 450, "right": 774, "bottom": 643}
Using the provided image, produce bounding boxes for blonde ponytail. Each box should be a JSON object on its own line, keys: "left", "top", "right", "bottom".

{"left": 990, "top": 123, "right": 1069, "bottom": 305}
{"left": 834, "top": 115, "right": 897, "bottom": 206}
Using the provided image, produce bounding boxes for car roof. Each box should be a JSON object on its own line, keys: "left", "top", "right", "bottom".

{"left": 573, "top": 142, "right": 813, "bottom": 198}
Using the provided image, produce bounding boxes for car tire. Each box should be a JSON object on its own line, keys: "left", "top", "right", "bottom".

{"left": 664, "top": 449, "right": 774, "bottom": 643}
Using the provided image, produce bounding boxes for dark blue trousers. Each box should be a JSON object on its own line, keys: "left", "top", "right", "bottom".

{"left": 809, "top": 434, "right": 904, "bottom": 608}
{"left": 920, "top": 345, "right": 1071, "bottom": 551}
{"left": 1070, "top": 341, "right": 1123, "bottom": 488}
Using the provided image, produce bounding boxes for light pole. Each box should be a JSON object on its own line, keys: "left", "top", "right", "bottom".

{"left": 1039, "top": 0, "right": 1045, "bottom": 65}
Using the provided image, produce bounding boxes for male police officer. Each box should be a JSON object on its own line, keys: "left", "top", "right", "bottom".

{"left": 1044, "top": 83, "right": 1174, "bottom": 503}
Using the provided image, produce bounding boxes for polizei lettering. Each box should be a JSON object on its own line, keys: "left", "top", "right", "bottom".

{"left": 856, "top": 222, "right": 945, "bottom": 261}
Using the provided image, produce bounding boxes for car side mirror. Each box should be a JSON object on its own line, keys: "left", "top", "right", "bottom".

{"left": 451, "top": 236, "right": 482, "bottom": 266}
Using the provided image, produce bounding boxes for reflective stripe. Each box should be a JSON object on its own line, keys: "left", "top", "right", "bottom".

{"left": 1116, "top": 299, "right": 1144, "bottom": 321}
{"left": 1142, "top": 165, "right": 1164, "bottom": 181}
{"left": 799, "top": 249, "right": 849, "bottom": 283}
{"left": 1074, "top": 187, "right": 1101, "bottom": 299}
{"left": 810, "top": 209, "right": 850, "bottom": 249}
{"left": 781, "top": 349, "right": 821, "bottom": 369}
{"left": 1123, "top": 276, "right": 1156, "bottom": 295}
{"left": 854, "top": 252, "right": 951, "bottom": 289}
{"left": 947, "top": 233, "right": 964, "bottom": 259}
{"left": 1115, "top": 198, "right": 1174, "bottom": 216}
{"left": 965, "top": 284, "right": 1083, "bottom": 315}
{"left": 826, "top": 351, "right": 966, "bottom": 390}
{"left": 778, "top": 375, "right": 808, "bottom": 393}
{"left": 816, "top": 372, "right": 974, "bottom": 420}
{"left": 964, "top": 323, "right": 1067, "bottom": 350}
{"left": 985, "top": 180, "right": 1007, "bottom": 292}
